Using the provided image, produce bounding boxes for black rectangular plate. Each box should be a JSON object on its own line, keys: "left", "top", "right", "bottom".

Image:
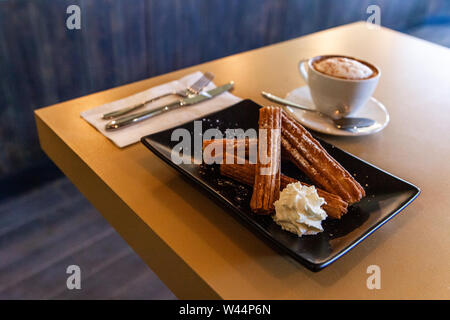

{"left": 141, "top": 99, "right": 420, "bottom": 271}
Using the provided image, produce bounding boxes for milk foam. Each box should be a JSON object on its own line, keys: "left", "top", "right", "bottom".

{"left": 314, "top": 57, "right": 374, "bottom": 80}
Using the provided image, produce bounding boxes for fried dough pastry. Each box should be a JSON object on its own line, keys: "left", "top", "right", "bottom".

{"left": 202, "top": 138, "right": 257, "bottom": 164}
{"left": 250, "top": 106, "right": 282, "bottom": 214}
{"left": 281, "top": 111, "right": 365, "bottom": 204}
{"left": 220, "top": 162, "right": 348, "bottom": 219}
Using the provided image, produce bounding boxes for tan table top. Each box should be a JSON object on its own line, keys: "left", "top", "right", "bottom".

{"left": 35, "top": 22, "right": 450, "bottom": 299}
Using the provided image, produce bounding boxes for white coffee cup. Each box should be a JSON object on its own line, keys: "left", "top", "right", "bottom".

{"left": 298, "top": 55, "right": 380, "bottom": 119}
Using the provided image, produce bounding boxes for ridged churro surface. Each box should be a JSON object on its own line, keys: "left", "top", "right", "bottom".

{"left": 202, "top": 138, "right": 257, "bottom": 164}
{"left": 281, "top": 111, "right": 365, "bottom": 204}
{"left": 250, "top": 107, "right": 281, "bottom": 214}
{"left": 220, "top": 162, "right": 348, "bottom": 219}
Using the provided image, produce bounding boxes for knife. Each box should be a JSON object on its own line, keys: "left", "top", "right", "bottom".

{"left": 105, "top": 82, "right": 234, "bottom": 131}
{"left": 102, "top": 72, "right": 215, "bottom": 119}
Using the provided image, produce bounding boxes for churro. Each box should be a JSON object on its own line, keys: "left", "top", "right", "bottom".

{"left": 220, "top": 162, "right": 348, "bottom": 219}
{"left": 250, "top": 106, "right": 281, "bottom": 214}
{"left": 281, "top": 111, "right": 365, "bottom": 204}
{"left": 202, "top": 138, "right": 257, "bottom": 164}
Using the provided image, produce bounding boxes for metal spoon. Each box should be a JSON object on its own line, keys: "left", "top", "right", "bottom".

{"left": 261, "top": 91, "right": 375, "bottom": 130}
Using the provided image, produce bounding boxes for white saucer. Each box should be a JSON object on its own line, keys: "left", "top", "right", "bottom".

{"left": 284, "top": 86, "right": 389, "bottom": 136}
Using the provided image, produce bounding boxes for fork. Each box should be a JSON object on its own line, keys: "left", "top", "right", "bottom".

{"left": 102, "top": 72, "right": 215, "bottom": 119}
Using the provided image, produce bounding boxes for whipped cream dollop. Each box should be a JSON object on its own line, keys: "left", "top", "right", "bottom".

{"left": 273, "top": 182, "right": 327, "bottom": 237}
{"left": 314, "top": 57, "right": 374, "bottom": 80}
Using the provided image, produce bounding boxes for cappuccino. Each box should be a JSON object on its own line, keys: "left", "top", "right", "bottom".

{"left": 313, "top": 57, "right": 376, "bottom": 80}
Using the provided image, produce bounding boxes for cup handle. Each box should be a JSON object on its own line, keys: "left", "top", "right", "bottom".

{"left": 298, "top": 59, "right": 309, "bottom": 84}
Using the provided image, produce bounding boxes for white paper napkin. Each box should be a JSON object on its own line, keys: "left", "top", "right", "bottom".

{"left": 81, "top": 71, "right": 242, "bottom": 148}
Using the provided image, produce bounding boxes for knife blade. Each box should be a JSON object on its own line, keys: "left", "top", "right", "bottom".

{"left": 105, "top": 82, "right": 234, "bottom": 130}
